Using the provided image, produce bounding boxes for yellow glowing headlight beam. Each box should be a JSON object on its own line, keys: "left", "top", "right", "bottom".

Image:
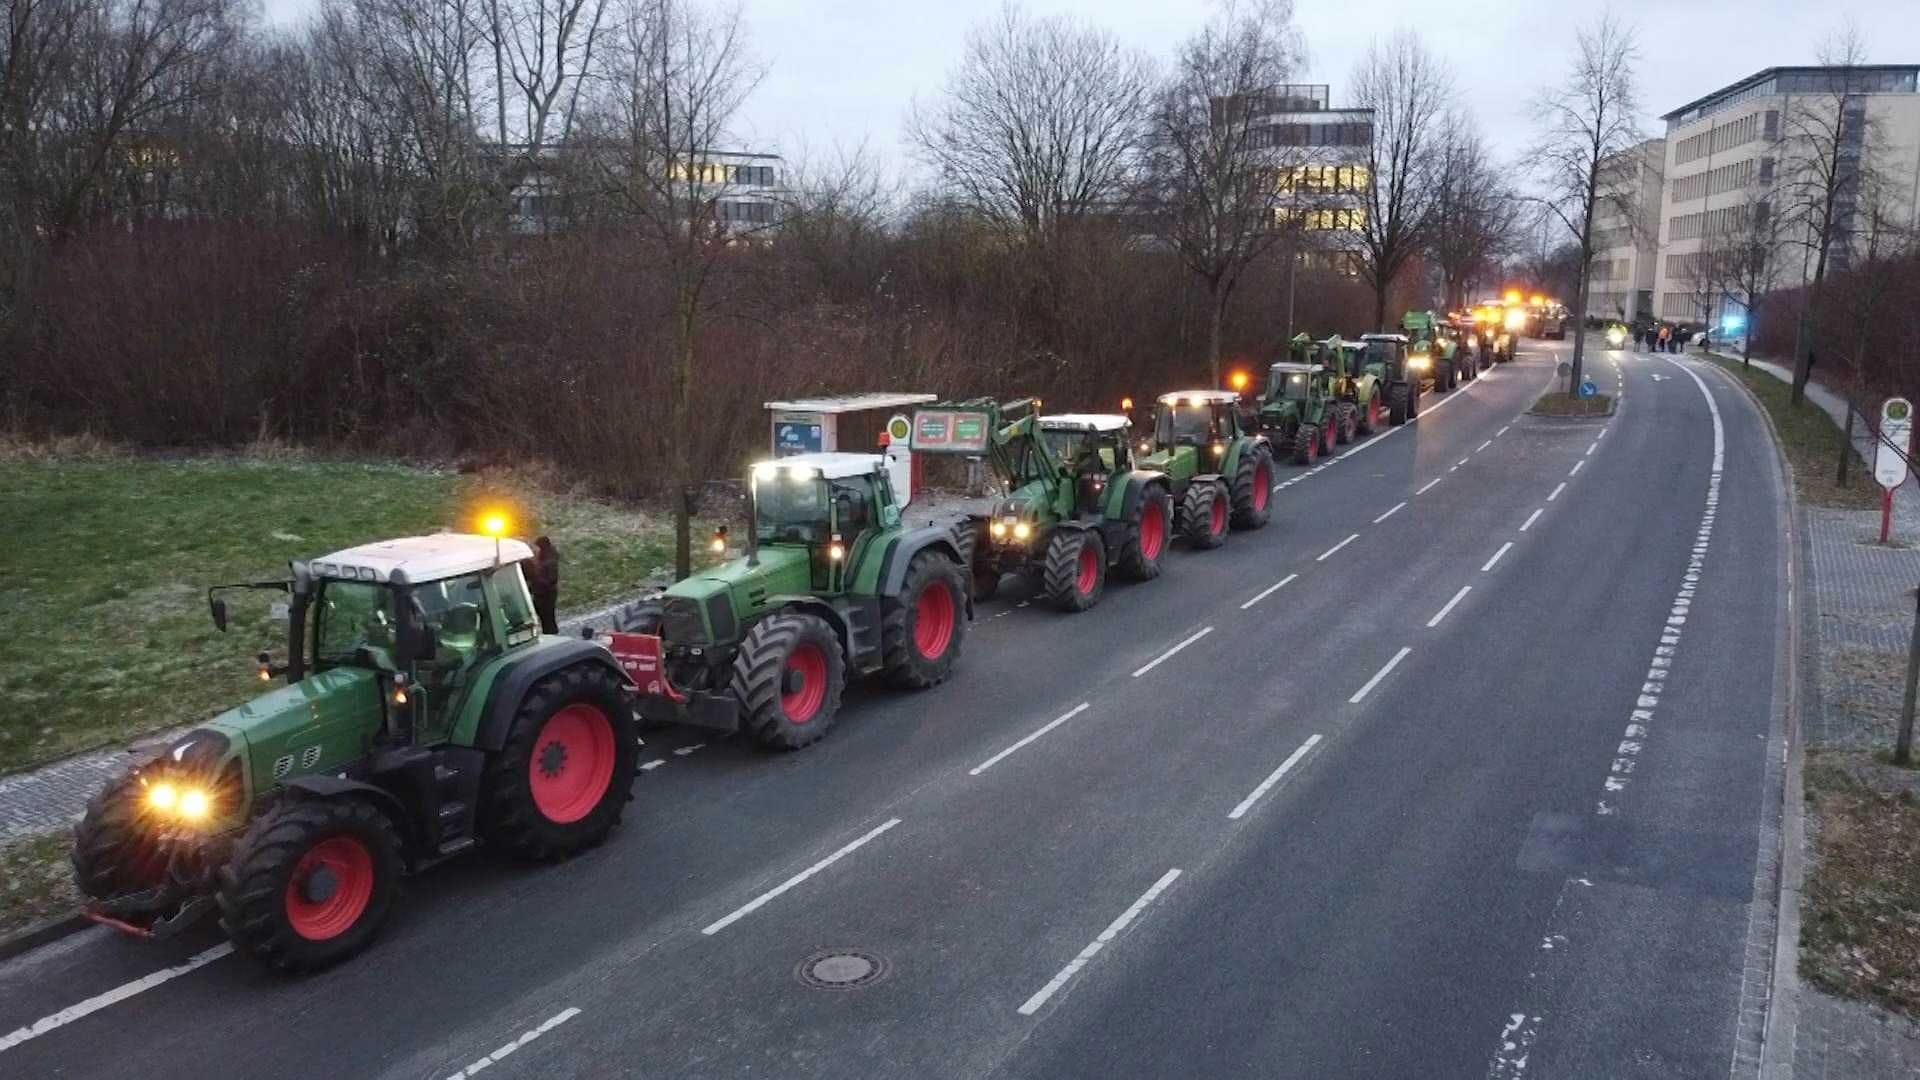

{"left": 147, "top": 782, "right": 178, "bottom": 811}
{"left": 178, "top": 789, "right": 210, "bottom": 820}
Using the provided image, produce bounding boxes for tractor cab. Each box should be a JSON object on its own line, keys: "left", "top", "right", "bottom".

{"left": 1358, "top": 333, "right": 1411, "bottom": 380}
{"left": 1265, "top": 361, "right": 1323, "bottom": 403}
{"left": 746, "top": 452, "right": 901, "bottom": 594}
{"left": 1040, "top": 413, "right": 1135, "bottom": 514}
{"left": 1150, "top": 390, "right": 1245, "bottom": 455}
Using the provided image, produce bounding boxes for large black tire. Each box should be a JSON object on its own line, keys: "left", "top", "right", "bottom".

{"left": 1334, "top": 402, "right": 1357, "bottom": 445}
{"left": 1043, "top": 528, "right": 1106, "bottom": 612}
{"left": 1387, "top": 382, "right": 1409, "bottom": 426}
{"left": 1291, "top": 420, "right": 1320, "bottom": 465}
{"left": 1180, "top": 481, "right": 1229, "bottom": 549}
{"left": 972, "top": 567, "right": 1001, "bottom": 602}
{"left": 733, "top": 613, "right": 846, "bottom": 750}
{"left": 1229, "top": 445, "right": 1273, "bottom": 530}
{"left": 72, "top": 774, "right": 170, "bottom": 900}
{"left": 482, "top": 664, "right": 638, "bottom": 859}
{"left": 611, "top": 597, "right": 663, "bottom": 634}
{"left": 1115, "top": 483, "right": 1174, "bottom": 581}
{"left": 1408, "top": 381, "right": 1422, "bottom": 418}
{"left": 217, "top": 798, "right": 402, "bottom": 972}
{"left": 1356, "top": 393, "right": 1380, "bottom": 436}
{"left": 881, "top": 549, "right": 968, "bottom": 689}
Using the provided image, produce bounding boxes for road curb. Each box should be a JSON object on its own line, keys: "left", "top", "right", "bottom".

{"left": 0, "top": 910, "right": 89, "bottom": 964}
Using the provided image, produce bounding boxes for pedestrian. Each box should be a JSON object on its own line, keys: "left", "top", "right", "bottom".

{"left": 528, "top": 536, "right": 560, "bottom": 635}
{"left": 1656, "top": 325, "right": 1668, "bottom": 352}
{"left": 1643, "top": 325, "right": 1657, "bottom": 352}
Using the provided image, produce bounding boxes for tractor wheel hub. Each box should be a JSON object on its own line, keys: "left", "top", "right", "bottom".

{"left": 538, "top": 740, "right": 570, "bottom": 777}
{"left": 302, "top": 865, "right": 339, "bottom": 904}
{"left": 782, "top": 669, "right": 805, "bottom": 695}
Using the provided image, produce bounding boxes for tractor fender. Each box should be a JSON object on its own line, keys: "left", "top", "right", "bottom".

{"left": 282, "top": 775, "right": 422, "bottom": 858}
{"left": 762, "top": 596, "right": 860, "bottom": 659}
{"left": 470, "top": 639, "right": 632, "bottom": 753}
{"left": 877, "top": 528, "right": 969, "bottom": 599}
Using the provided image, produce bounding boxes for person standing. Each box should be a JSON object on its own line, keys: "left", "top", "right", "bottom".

{"left": 1657, "top": 325, "right": 1670, "bottom": 353}
{"left": 528, "top": 536, "right": 561, "bottom": 635}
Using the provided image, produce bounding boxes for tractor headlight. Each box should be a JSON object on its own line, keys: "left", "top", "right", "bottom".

{"left": 147, "top": 782, "right": 178, "bottom": 811}
{"left": 1211, "top": 442, "right": 1225, "bottom": 456}
{"left": 1504, "top": 310, "right": 1527, "bottom": 332}
{"left": 1408, "top": 355, "right": 1431, "bottom": 370}
{"left": 178, "top": 789, "right": 211, "bottom": 820}
{"left": 1012, "top": 521, "right": 1032, "bottom": 541}
{"left": 990, "top": 520, "right": 1008, "bottom": 538}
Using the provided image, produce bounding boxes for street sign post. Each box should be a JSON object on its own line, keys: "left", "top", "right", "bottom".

{"left": 1876, "top": 397, "right": 1913, "bottom": 544}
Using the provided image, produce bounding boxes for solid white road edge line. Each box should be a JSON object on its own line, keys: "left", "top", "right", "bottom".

{"left": 1373, "top": 501, "right": 1407, "bottom": 524}
{"left": 0, "top": 943, "right": 235, "bottom": 1054}
{"left": 1316, "top": 533, "right": 1360, "bottom": 561}
{"left": 969, "top": 703, "right": 1093, "bottom": 776}
{"left": 1427, "top": 586, "right": 1473, "bottom": 628}
{"left": 1349, "top": 647, "right": 1413, "bottom": 704}
{"left": 446, "top": 1007, "right": 583, "bottom": 1080}
{"left": 1520, "top": 508, "right": 1544, "bottom": 532}
{"left": 1131, "top": 626, "right": 1215, "bottom": 678}
{"left": 1482, "top": 542, "right": 1514, "bottom": 572}
{"left": 1547, "top": 482, "right": 1567, "bottom": 502}
{"left": 1017, "top": 868, "right": 1182, "bottom": 1017}
{"left": 1417, "top": 478, "right": 1443, "bottom": 495}
{"left": 1227, "top": 735, "right": 1324, "bottom": 820}
{"left": 702, "top": 819, "right": 902, "bottom": 935}
{"left": 1240, "top": 574, "right": 1299, "bottom": 611}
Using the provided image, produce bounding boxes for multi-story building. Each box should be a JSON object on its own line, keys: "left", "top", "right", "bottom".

{"left": 1652, "top": 64, "right": 1920, "bottom": 326}
{"left": 507, "top": 147, "right": 783, "bottom": 235}
{"left": 1585, "top": 138, "right": 1664, "bottom": 322}
{"left": 1227, "top": 83, "right": 1374, "bottom": 270}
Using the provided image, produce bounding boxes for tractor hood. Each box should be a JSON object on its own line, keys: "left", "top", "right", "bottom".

{"left": 663, "top": 546, "right": 813, "bottom": 645}
{"left": 670, "top": 544, "right": 812, "bottom": 601}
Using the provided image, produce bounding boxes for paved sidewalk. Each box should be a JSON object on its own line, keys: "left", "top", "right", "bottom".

{"left": 1722, "top": 353, "right": 1920, "bottom": 1077}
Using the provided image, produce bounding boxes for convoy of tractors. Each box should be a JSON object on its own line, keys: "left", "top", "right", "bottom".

{"left": 68, "top": 301, "right": 1547, "bottom": 973}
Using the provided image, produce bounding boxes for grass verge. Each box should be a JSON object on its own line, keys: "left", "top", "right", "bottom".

{"left": 1704, "top": 355, "right": 1883, "bottom": 510}
{"left": 1529, "top": 391, "right": 1615, "bottom": 417}
{"left": 0, "top": 445, "right": 714, "bottom": 774}
{"left": 0, "top": 829, "right": 78, "bottom": 941}
{"left": 1801, "top": 758, "right": 1920, "bottom": 1015}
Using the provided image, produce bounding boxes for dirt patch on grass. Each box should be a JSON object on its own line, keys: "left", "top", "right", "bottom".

{"left": 1803, "top": 758, "right": 1920, "bottom": 1016}
{"left": 1706, "top": 357, "right": 1883, "bottom": 511}
{"left": 1529, "top": 391, "right": 1615, "bottom": 417}
{"left": 0, "top": 829, "right": 78, "bottom": 940}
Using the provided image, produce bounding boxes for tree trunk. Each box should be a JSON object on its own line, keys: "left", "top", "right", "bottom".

{"left": 1569, "top": 254, "right": 1592, "bottom": 394}
{"left": 1207, "top": 284, "right": 1225, "bottom": 388}
{"left": 1372, "top": 277, "right": 1389, "bottom": 333}
{"left": 1837, "top": 404, "right": 1854, "bottom": 488}
{"left": 672, "top": 288, "right": 698, "bottom": 580}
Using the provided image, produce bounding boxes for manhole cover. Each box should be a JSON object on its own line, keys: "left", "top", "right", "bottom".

{"left": 796, "top": 949, "right": 890, "bottom": 991}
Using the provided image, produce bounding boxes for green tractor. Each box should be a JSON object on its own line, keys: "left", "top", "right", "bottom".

{"left": 73, "top": 534, "right": 641, "bottom": 971}
{"left": 916, "top": 399, "right": 1173, "bottom": 612}
{"left": 1253, "top": 335, "right": 1345, "bottom": 465}
{"left": 1402, "top": 310, "right": 1475, "bottom": 392}
{"left": 1356, "top": 333, "right": 1423, "bottom": 426}
{"left": 1136, "top": 390, "right": 1277, "bottom": 544}
{"left": 615, "top": 450, "right": 970, "bottom": 751}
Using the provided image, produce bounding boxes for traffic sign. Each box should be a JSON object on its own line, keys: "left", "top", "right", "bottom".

{"left": 1877, "top": 397, "right": 1912, "bottom": 490}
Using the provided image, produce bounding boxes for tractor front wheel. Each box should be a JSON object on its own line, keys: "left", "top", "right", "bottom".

{"left": 882, "top": 550, "right": 968, "bottom": 689}
{"left": 1116, "top": 484, "right": 1174, "bottom": 580}
{"left": 1181, "top": 481, "right": 1229, "bottom": 549}
{"left": 1044, "top": 528, "right": 1106, "bottom": 611}
{"left": 1358, "top": 393, "right": 1381, "bottom": 436}
{"left": 1229, "top": 446, "right": 1273, "bottom": 530}
{"left": 734, "top": 613, "right": 847, "bottom": 749}
{"left": 483, "top": 664, "right": 638, "bottom": 859}
{"left": 1387, "top": 383, "right": 1410, "bottom": 426}
{"left": 217, "top": 798, "right": 402, "bottom": 972}
{"left": 72, "top": 775, "right": 170, "bottom": 900}
{"left": 1292, "top": 421, "right": 1320, "bottom": 465}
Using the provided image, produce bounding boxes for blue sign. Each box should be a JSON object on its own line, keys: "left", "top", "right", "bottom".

{"left": 774, "top": 421, "right": 823, "bottom": 456}
{"left": 1577, "top": 379, "right": 1598, "bottom": 399}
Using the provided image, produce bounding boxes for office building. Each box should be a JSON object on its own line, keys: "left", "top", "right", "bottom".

{"left": 1586, "top": 138, "right": 1665, "bottom": 322}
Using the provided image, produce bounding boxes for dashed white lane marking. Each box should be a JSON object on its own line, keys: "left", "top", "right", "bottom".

{"left": 1586, "top": 441, "right": 1599, "bottom": 455}
{"left": 673, "top": 743, "right": 705, "bottom": 756}
{"left": 1131, "top": 626, "right": 1214, "bottom": 678}
{"left": 1568, "top": 460, "right": 1585, "bottom": 477}
{"left": 1317, "top": 533, "right": 1360, "bottom": 561}
{"left": 1477, "top": 439, "right": 1493, "bottom": 452}
{"left": 969, "top": 703, "right": 1092, "bottom": 776}
{"left": 1240, "top": 574, "right": 1299, "bottom": 610}
{"left": 1426, "top": 586, "right": 1473, "bottom": 628}
{"left": 1482, "top": 542, "right": 1514, "bottom": 572}
{"left": 1349, "top": 646, "right": 1413, "bottom": 704}
{"left": 639, "top": 759, "right": 666, "bottom": 771}
{"left": 1018, "top": 868, "right": 1182, "bottom": 1016}
{"left": 1546, "top": 482, "right": 1567, "bottom": 502}
{"left": 701, "top": 818, "right": 902, "bottom": 935}
{"left": 1520, "top": 509, "right": 1544, "bottom": 532}
{"left": 1373, "top": 501, "right": 1407, "bottom": 524}
{"left": 1497, "top": 425, "right": 1511, "bottom": 437}
{"left": 0, "top": 943, "right": 235, "bottom": 1053}
{"left": 1228, "top": 735, "right": 1324, "bottom": 820}
{"left": 446, "top": 1008, "right": 582, "bottom": 1080}
{"left": 1417, "top": 478, "right": 1443, "bottom": 495}
{"left": 1458, "top": 457, "right": 1471, "bottom": 467}
{"left": 1450, "top": 464, "right": 1461, "bottom": 473}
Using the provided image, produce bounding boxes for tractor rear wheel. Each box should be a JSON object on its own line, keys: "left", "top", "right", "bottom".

{"left": 1334, "top": 402, "right": 1357, "bottom": 445}
{"left": 882, "top": 550, "right": 968, "bottom": 689}
{"left": 483, "top": 664, "right": 638, "bottom": 859}
{"left": 734, "top": 613, "right": 846, "bottom": 749}
{"left": 1181, "top": 481, "right": 1229, "bottom": 549}
{"left": 217, "top": 798, "right": 402, "bottom": 972}
{"left": 1357, "top": 393, "right": 1381, "bottom": 436}
{"left": 1043, "top": 528, "right": 1106, "bottom": 612}
{"left": 1387, "top": 383, "right": 1410, "bottom": 425}
{"left": 1229, "top": 446, "right": 1273, "bottom": 530}
{"left": 1116, "top": 484, "right": 1174, "bottom": 580}
{"left": 1291, "top": 421, "right": 1320, "bottom": 465}
{"left": 72, "top": 774, "right": 171, "bottom": 900}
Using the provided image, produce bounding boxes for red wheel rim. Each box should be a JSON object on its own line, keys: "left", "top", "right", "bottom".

{"left": 1253, "top": 462, "right": 1270, "bottom": 511}
{"left": 1369, "top": 396, "right": 1380, "bottom": 428}
{"left": 912, "top": 581, "right": 956, "bottom": 660}
{"left": 285, "top": 836, "right": 375, "bottom": 941}
{"left": 1076, "top": 545, "right": 1098, "bottom": 595}
{"left": 1209, "top": 494, "right": 1227, "bottom": 535}
{"left": 782, "top": 642, "right": 829, "bottom": 723}
{"left": 1139, "top": 498, "right": 1166, "bottom": 560}
{"left": 528, "top": 703, "right": 617, "bottom": 824}
{"left": 1306, "top": 433, "right": 1317, "bottom": 463}
{"left": 1324, "top": 420, "right": 1335, "bottom": 454}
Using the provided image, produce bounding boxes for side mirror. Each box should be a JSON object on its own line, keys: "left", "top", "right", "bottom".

{"left": 210, "top": 597, "right": 229, "bottom": 633}
{"left": 397, "top": 623, "right": 439, "bottom": 663}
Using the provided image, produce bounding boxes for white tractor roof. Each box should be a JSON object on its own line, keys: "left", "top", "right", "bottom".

{"left": 311, "top": 534, "right": 533, "bottom": 584}
{"left": 1360, "top": 333, "right": 1409, "bottom": 343}
{"left": 1040, "top": 413, "right": 1130, "bottom": 433}
{"left": 1269, "top": 361, "right": 1319, "bottom": 374}
{"left": 753, "top": 452, "right": 883, "bottom": 480}
{"left": 1157, "top": 390, "right": 1241, "bottom": 406}
{"left": 763, "top": 393, "right": 936, "bottom": 413}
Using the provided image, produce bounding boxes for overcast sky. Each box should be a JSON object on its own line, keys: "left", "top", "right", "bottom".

{"left": 258, "top": 0, "right": 1899, "bottom": 180}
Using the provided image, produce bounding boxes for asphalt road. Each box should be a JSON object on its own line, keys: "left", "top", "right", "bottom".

{"left": 0, "top": 341, "right": 1790, "bottom": 1079}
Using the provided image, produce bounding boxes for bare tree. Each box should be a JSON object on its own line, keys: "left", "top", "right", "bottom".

{"left": 1779, "top": 23, "right": 1893, "bottom": 404}
{"left": 482, "top": 0, "right": 608, "bottom": 191}
{"left": 1426, "top": 109, "right": 1517, "bottom": 311}
{"left": 1526, "top": 11, "right": 1639, "bottom": 395}
{"left": 1691, "top": 193, "right": 1785, "bottom": 364}
{"left": 1349, "top": 30, "right": 1451, "bottom": 330}
{"left": 1142, "top": 0, "right": 1305, "bottom": 385}
{"left": 586, "top": 0, "right": 762, "bottom": 577}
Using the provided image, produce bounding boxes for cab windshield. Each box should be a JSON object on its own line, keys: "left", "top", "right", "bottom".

{"left": 1267, "top": 369, "right": 1311, "bottom": 401}
{"left": 313, "top": 580, "right": 397, "bottom": 666}
{"left": 1155, "top": 404, "right": 1215, "bottom": 447}
{"left": 1363, "top": 341, "right": 1400, "bottom": 365}
{"left": 1041, "top": 427, "right": 1095, "bottom": 464}
{"left": 755, "top": 473, "right": 829, "bottom": 544}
